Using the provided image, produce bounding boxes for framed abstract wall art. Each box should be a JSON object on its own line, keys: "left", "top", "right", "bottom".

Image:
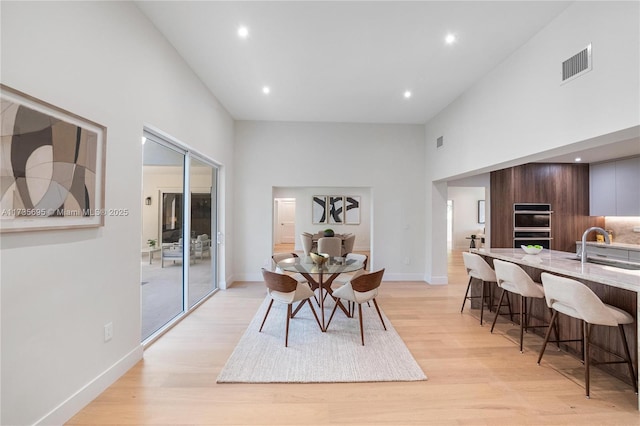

{"left": 312, "top": 195, "right": 327, "bottom": 224}
{"left": 0, "top": 84, "right": 107, "bottom": 232}
{"left": 344, "top": 196, "right": 360, "bottom": 224}
{"left": 327, "top": 196, "right": 344, "bottom": 224}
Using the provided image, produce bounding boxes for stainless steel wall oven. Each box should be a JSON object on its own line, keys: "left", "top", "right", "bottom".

{"left": 513, "top": 203, "right": 552, "bottom": 249}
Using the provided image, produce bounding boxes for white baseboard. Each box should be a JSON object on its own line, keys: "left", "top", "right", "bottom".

{"left": 35, "top": 345, "right": 143, "bottom": 426}
{"left": 382, "top": 272, "right": 427, "bottom": 281}
{"left": 424, "top": 273, "right": 448, "bottom": 285}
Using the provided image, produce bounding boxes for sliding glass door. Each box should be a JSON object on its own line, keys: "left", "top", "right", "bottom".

{"left": 188, "top": 157, "right": 218, "bottom": 308}
{"left": 141, "top": 130, "right": 219, "bottom": 343}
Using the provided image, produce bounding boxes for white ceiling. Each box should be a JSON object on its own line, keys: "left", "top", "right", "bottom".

{"left": 135, "top": 1, "right": 639, "bottom": 163}
{"left": 136, "top": 1, "right": 574, "bottom": 124}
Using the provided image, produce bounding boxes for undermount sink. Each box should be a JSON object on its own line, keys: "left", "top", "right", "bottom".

{"left": 566, "top": 256, "right": 640, "bottom": 271}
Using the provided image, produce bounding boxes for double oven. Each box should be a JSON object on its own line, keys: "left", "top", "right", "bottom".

{"left": 513, "top": 203, "right": 552, "bottom": 249}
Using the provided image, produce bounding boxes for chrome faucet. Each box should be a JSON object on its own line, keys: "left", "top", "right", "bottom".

{"left": 580, "top": 226, "right": 610, "bottom": 263}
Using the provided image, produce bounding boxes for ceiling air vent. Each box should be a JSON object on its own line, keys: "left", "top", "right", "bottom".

{"left": 436, "top": 136, "right": 444, "bottom": 149}
{"left": 562, "top": 44, "right": 592, "bottom": 84}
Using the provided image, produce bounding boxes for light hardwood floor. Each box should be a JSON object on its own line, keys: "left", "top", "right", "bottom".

{"left": 68, "top": 250, "right": 639, "bottom": 425}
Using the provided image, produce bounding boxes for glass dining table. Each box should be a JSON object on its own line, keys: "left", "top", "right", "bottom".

{"left": 277, "top": 256, "right": 364, "bottom": 331}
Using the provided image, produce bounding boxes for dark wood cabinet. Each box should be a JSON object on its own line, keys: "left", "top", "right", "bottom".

{"left": 490, "top": 163, "right": 603, "bottom": 252}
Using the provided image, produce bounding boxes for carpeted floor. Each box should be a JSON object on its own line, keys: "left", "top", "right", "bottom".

{"left": 217, "top": 295, "right": 427, "bottom": 383}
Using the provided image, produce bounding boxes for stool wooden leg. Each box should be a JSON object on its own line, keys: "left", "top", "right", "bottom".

{"left": 519, "top": 295, "right": 525, "bottom": 353}
{"left": 491, "top": 288, "right": 507, "bottom": 333}
{"left": 618, "top": 324, "right": 638, "bottom": 394}
{"left": 537, "top": 310, "right": 558, "bottom": 365}
{"left": 584, "top": 321, "right": 591, "bottom": 398}
{"left": 480, "top": 280, "right": 485, "bottom": 326}
{"left": 460, "top": 277, "right": 473, "bottom": 313}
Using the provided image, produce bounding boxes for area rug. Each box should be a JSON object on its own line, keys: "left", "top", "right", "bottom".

{"left": 216, "top": 297, "right": 427, "bottom": 383}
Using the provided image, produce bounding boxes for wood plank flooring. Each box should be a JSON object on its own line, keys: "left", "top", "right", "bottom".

{"left": 67, "top": 250, "right": 639, "bottom": 425}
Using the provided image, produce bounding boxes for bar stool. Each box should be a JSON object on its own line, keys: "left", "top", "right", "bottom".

{"left": 491, "top": 259, "right": 557, "bottom": 353}
{"left": 537, "top": 272, "right": 637, "bottom": 398}
{"left": 461, "top": 252, "right": 497, "bottom": 325}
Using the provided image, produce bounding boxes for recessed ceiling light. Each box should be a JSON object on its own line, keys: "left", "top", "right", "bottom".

{"left": 237, "top": 25, "right": 249, "bottom": 39}
{"left": 262, "top": 86, "right": 270, "bottom": 94}
{"left": 445, "top": 33, "right": 456, "bottom": 44}
{"left": 403, "top": 90, "right": 412, "bottom": 99}
{"left": 575, "top": 157, "right": 582, "bottom": 162}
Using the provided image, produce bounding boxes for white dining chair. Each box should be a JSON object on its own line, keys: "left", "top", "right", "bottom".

{"left": 317, "top": 237, "right": 342, "bottom": 257}
{"left": 260, "top": 269, "right": 322, "bottom": 347}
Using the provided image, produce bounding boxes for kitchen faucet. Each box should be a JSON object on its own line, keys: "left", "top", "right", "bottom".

{"left": 580, "top": 226, "right": 610, "bottom": 263}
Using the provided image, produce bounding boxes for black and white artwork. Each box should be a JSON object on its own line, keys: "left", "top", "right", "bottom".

{"left": 312, "top": 195, "right": 327, "bottom": 224}
{"left": 328, "top": 196, "right": 344, "bottom": 224}
{"left": 344, "top": 196, "right": 360, "bottom": 224}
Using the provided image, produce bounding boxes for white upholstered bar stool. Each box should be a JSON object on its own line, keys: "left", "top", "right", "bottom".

{"left": 461, "top": 252, "right": 497, "bottom": 326}
{"left": 491, "top": 259, "right": 553, "bottom": 353}
{"left": 537, "top": 272, "right": 638, "bottom": 398}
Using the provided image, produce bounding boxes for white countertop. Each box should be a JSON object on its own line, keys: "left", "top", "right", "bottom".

{"left": 472, "top": 248, "right": 640, "bottom": 292}
{"left": 577, "top": 241, "right": 640, "bottom": 252}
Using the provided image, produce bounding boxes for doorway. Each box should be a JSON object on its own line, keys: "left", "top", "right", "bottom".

{"left": 274, "top": 198, "right": 296, "bottom": 252}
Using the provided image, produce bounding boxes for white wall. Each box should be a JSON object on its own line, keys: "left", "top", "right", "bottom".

{"left": 424, "top": 1, "right": 640, "bottom": 280}
{"left": 0, "top": 2, "right": 234, "bottom": 425}
{"left": 447, "top": 187, "right": 486, "bottom": 250}
{"left": 234, "top": 121, "right": 425, "bottom": 282}
{"left": 272, "top": 187, "right": 371, "bottom": 252}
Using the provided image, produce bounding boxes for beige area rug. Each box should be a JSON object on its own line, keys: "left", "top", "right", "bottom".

{"left": 216, "top": 296, "right": 427, "bottom": 383}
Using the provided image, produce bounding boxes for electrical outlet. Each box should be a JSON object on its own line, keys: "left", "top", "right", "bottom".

{"left": 403, "top": 257, "right": 410, "bottom": 265}
{"left": 633, "top": 226, "right": 640, "bottom": 233}
{"left": 104, "top": 322, "right": 113, "bottom": 342}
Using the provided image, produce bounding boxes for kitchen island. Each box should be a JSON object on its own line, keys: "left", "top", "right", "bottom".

{"left": 471, "top": 247, "right": 640, "bottom": 407}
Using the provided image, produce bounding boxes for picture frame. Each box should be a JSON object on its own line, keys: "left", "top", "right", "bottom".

{"left": 327, "top": 196, "right": 344, "bottom": 224}
{"left": 344, "top": 196, "right": 360, "bottom": 224}
{"left": 478, "top": 200, "right": 485, "bottom": 224}
{"left": 312, "top": 195, "right": 327, "bottom": 224}
{"left": 0, "top": 84, "right": 107, "bottom": 232}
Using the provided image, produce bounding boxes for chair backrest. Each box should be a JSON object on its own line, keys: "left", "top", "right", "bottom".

{"left": 318, "top": 237, "right": 342, "bottom": 257}
{"left": 462, "top": 252, "right": 496, "bottom": 282}
{"left": 261, "top": 268, "right": 297, "bottom": 293}
{"left": 342, "top": 234, "right": 356, "bottom": 254}
{"left": 272, "top": 252, "right": 298, "bottom": 263}
{"left": 540, "top": 272, "right": 619, "bottom": 326}
{"left": 350, "top": 268, "right": 384, "bottom": 293}
{"left": 271, "top": 252, "right": 298, "bottom": 271}
{"left": 493, "top": 259, "right": 542, "bottom": 298}
{"left": 300, "top": 233, "right": 313, "bottom": 256}
{"left": 346, "top": 253, "right": 368, "bottom": 270}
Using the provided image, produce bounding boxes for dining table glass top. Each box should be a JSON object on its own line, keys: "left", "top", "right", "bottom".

{"left": 277, "top": 256, "right": 363, "bottom": 275}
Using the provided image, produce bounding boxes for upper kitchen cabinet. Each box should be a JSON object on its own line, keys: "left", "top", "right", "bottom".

{"left": 590, "top": 156, "right": 640, "bottom": 216}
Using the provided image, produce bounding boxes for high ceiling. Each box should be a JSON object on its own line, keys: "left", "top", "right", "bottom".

{"left": 136, "top": 1, "right": 573, "bottom": 124}
{"left": 136, "top": 1, "right": 639, "bottom": 164}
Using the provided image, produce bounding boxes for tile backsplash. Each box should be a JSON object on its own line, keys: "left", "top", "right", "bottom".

{"left": 604, "top": 217, "right": 640, "bottom": 245}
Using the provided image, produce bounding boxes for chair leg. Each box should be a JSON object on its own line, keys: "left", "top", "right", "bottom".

{"left": 285, "top": 304, "right": 291, "bottom": 347}
{"left": 490, "top": 288, "right": 507, "bottom": 333}
{"left": 358, "top": 303, "right": 365, "bottom": 346}
{"left": 618, "top": 324, "right": 638, "bottom": 394}
{"left": 550, "top": 307, "right": 561, "bottom": 349}
{"left": 584, "top": 321, "right": 591, "bottom": 398}
{"left": 537, "top": 309, "right": 558, "bottom": 365}
{"left": 460, "top": 277, "right": 473, "bottom": 313}
{"left": 259, "top": 299, "right": 274, "bottom": 332}
{"left": 479, "top": 280, "right": 485, "bottom": 326}
{"left": 372, "top": 298, "right": 387, "bottom": 330}
{"left": 519, "top": 295, "right": 525, "bottom": 353}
